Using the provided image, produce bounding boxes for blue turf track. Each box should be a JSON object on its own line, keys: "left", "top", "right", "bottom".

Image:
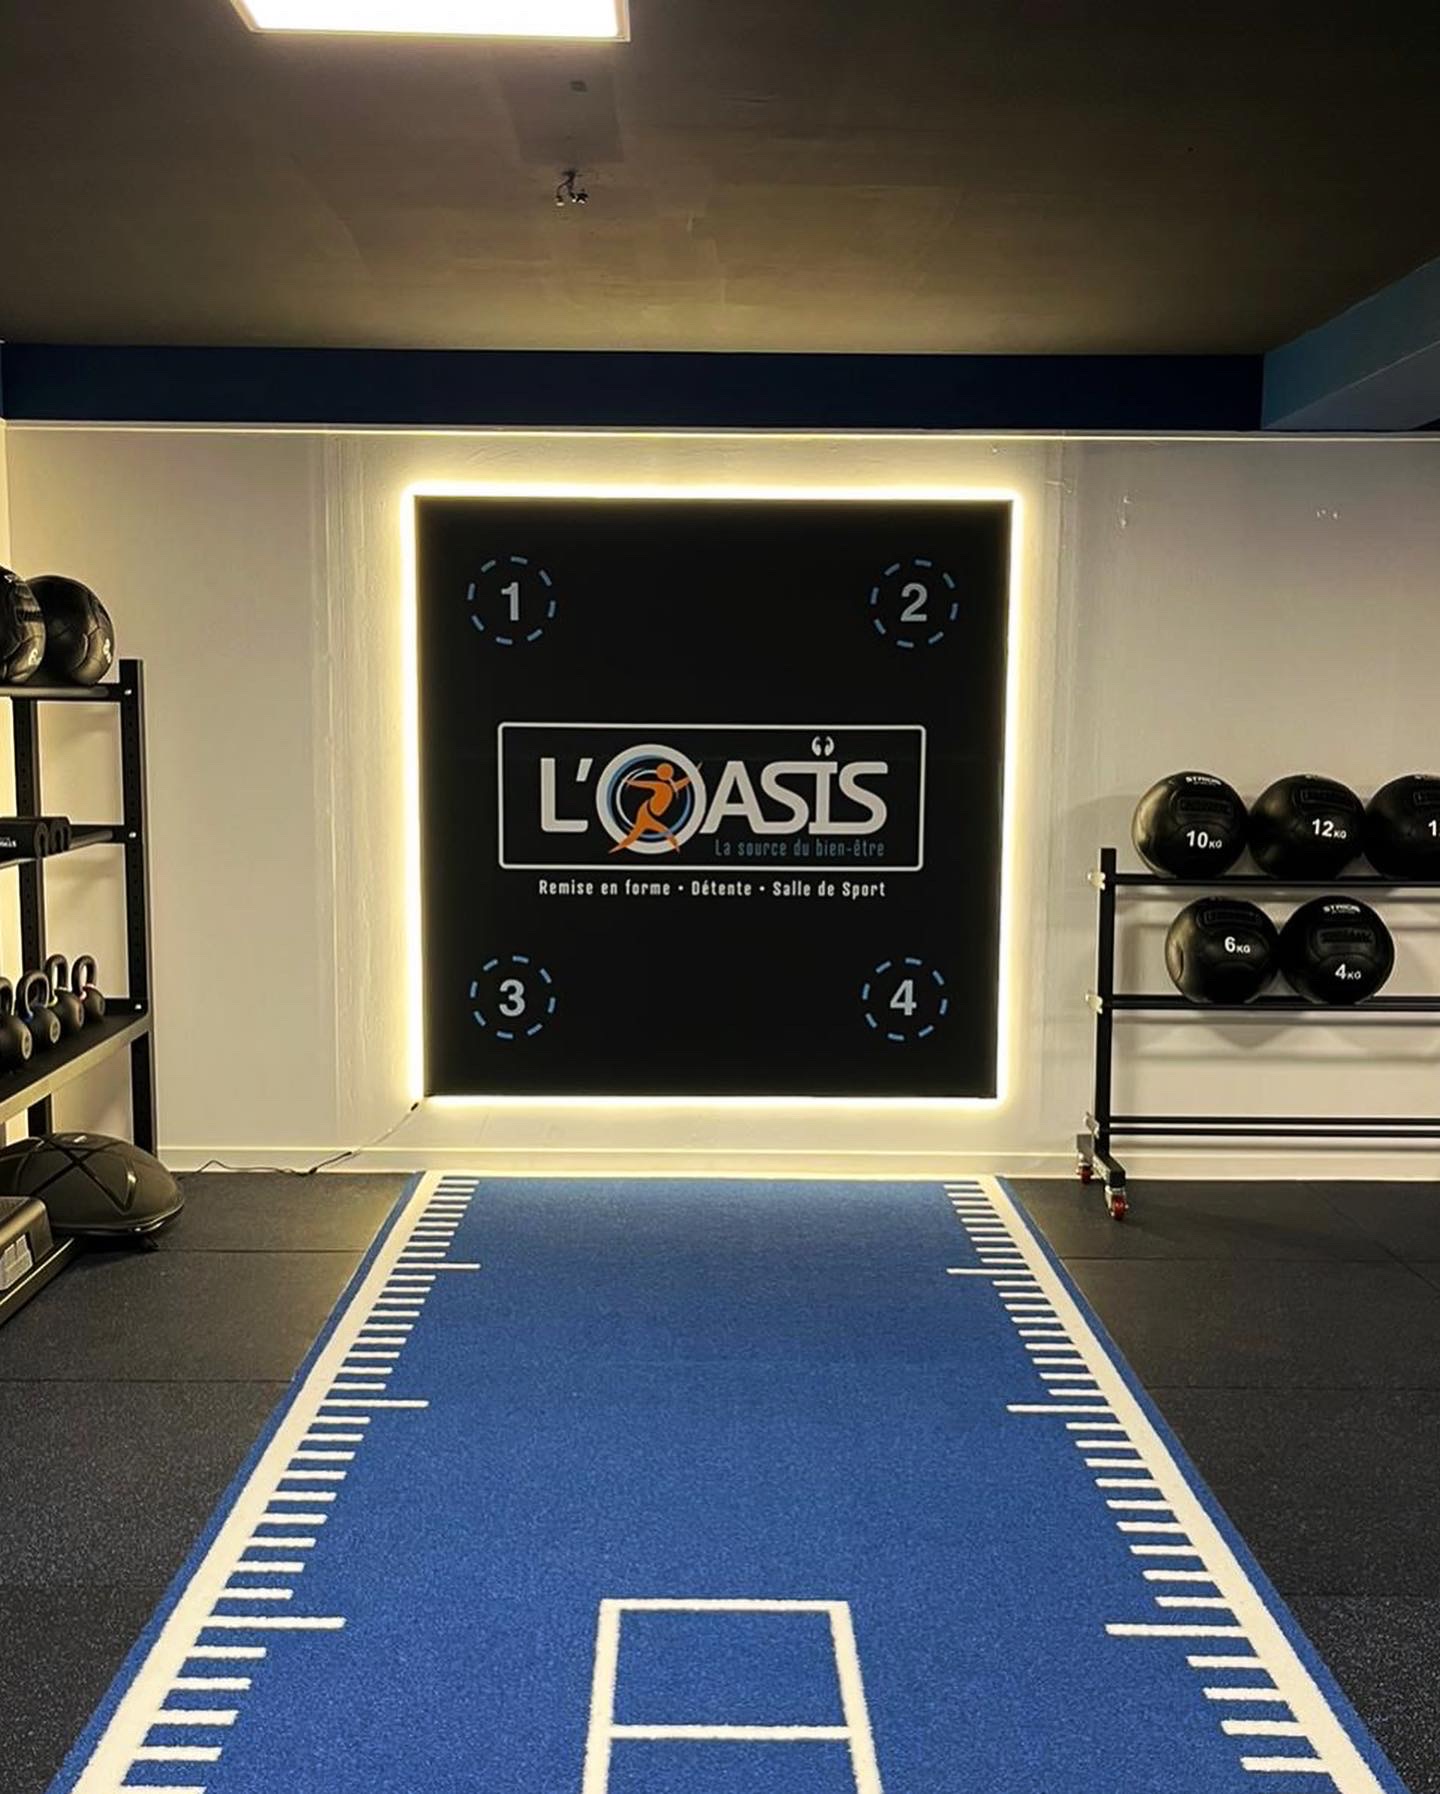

{"left": 53, "top": 1177, "right": 1408, "bottom": 1794}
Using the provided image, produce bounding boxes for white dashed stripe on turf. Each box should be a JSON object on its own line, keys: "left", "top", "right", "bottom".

{"left": 949, "top": 1177, "right": 1389, "bottom": 1794}
{"left": 65, "top": 1172, "right": 479, "bottom": 1794}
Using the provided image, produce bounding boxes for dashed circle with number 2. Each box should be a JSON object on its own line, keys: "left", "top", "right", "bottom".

{"left": 868, "top": 558, "right": 959, "bottom": 649}
{"left": 471, "top": 955, "right": 557, "bottom": 1041}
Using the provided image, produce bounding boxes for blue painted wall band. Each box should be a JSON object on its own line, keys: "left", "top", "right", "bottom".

{"left": 0, "top": 344, "right": 1264, "bottom": 431}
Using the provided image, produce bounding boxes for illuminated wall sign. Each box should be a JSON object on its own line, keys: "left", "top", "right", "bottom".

{"left": 415, "top": 494, "right": 1013, "bottom": 1098}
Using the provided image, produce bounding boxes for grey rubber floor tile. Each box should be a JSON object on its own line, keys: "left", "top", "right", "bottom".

{"left": 1287, "top": 1596, "right": 1440, "bottom": 1794}
{"left": 0, "top": 1379, "right": 284, "bottom": 1584}
{"left": 1067, "top": 1258, "right": 1440, "bottom": 1390}
{"left": 0, "top": 1247, "right": 364, "bottom": 1383}
{"left": 161, "top": 1169, "right": 409, "bottom": 1251}
{"left": 1317, "top": 1181, "right": 1440, "bottom": 1262}
{"left": 1156, "top": 1387, "right": 1440, "bottom": 1597}
{"left": 0, "top": 1583, "right": 164, "bottom": 1794}
{"left": 1015, "top": 1176, "right": 1389, "bottom": 1260}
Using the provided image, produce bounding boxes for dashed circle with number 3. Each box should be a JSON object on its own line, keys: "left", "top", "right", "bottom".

{"left": 466, "top": 556, "right": 558, "bottom": 646}
{"left": 861, "top": 957, "right": 949, "bottom": 1042}
{"left": 471, "top": 955, "right": 557, "bottom": 1041}
{"left": 868, "top": 558, "right": 959, "bottom": 649}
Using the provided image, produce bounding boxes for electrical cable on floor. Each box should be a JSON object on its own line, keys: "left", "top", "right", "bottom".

{"left": 186, "top": 1100, "right": 422, "bottom": 1177}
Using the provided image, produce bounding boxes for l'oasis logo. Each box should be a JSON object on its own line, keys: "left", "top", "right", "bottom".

{"left": 497, "top": 723, "right": 926, "bottom": 872}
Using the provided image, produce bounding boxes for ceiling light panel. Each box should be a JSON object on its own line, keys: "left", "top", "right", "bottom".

{"left": 232, "top": 0, "right": 627, "bottom": 38}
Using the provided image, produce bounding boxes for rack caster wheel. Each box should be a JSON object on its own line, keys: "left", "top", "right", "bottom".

{"left": 1105, "top": 1186, "right": 1128, "bottom": 1222}
{"left": 1076, "top": 1160, "right": 1095, "bottom": 1184}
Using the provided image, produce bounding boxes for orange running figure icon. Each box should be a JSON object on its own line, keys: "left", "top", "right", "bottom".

{"left": 611, "top": 762, "right": 692, "bottom": 853}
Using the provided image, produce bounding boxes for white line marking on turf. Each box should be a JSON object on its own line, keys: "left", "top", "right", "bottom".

{"left": 583, "top": 1599, "right": 883, "bottom": 1794}
{"left": 969, "top": 1177, "right": 1388, "bottom": 1794}
{"left": 1223, "top": 1720, "right": 1308, "bottom": 1736}
{"left": 151, "top": 1709, "right": 238, "bottom": 1725}
{"left": 611, "top": 1725, "right": 851, "bottom": 1741}
{"left": 172, "top": 1678, "right": 252, "bottom": 1691}
{"left": 1205, "top": 1688, "right": 1289, "bottom": 1702}
{"left": 63, "top": 1172, "right": 450, "bottom": 1794}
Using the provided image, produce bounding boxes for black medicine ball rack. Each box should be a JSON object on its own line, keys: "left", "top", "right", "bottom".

{"left": 0, "top": 659, "right": 155, "bottom": 1324}
{"left": 1078, "top": 846, "right": 1440, "bottom": 1221}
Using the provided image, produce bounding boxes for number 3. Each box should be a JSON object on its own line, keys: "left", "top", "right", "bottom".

{"left": 498, "top": 978, "right": 526, "bottom": 1017}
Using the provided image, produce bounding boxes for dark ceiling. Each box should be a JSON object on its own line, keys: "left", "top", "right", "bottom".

{"left": 1, "top": 0, "right": 1438, "bottom": 355}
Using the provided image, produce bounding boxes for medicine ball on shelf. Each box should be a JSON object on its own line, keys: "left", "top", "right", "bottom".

{"left": 0, "top": 567, "right": 46, "bottom": 684}
{"left": 1365, "top": 774, "right": 1440, "bottom": 880}
{"left": 0, "top": 1134, "right": 183, "bottom": 1238}
{"left": 1279, "top": 897, "right": 1395, "bottom": 1005}
{"left": 1131, "top": 772, "right": 1247, "bottom": 877}
{"left": 1248, "top": 775, "right": 1364, "bottom": 878}
{"left": 1164, "top": 899, "right": 1279, "bottom": 1004}
{"left": 28, "top": 575, "right": 116, "bottom": 686}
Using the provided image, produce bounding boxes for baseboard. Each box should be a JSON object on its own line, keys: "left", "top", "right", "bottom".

{"left": 163, "top": 1145, "right": 1440, "bottom": 1180}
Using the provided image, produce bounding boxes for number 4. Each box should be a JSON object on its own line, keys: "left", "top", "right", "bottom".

{"left": 890, "top": 978, "right": 917, "bottom": 1016}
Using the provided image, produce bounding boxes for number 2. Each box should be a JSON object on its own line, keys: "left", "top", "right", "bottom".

{"left": 498, "top": 978, "right": 526, "bottom": 1017}
{"left": 899, "top": 581, "right": 928, "bottom": 624}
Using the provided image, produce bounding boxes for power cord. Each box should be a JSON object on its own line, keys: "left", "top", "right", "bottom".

{"left": 187, "top": 1100, "right": 422, "bottom": 1178}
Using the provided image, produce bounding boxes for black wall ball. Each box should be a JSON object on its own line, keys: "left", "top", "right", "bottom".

{"left": 1248, "top": 775, "right": 1363, "bottom": 878}
{"left": 28, "top": 575, "right": 116, "bottom": 686}
{"left": 1279, "top": 897, "right": 1395, "bottom": 1004}
{"left": 0, "top": 566, "right": 47, "bottom": 684}
{"left": 1132, "top": 772, "right": 1247, "bottom": 877}
{"left": 1365, "top": 775, "right": 1440, "bottom": 880}
{"left": 1165, "top": 899, "right": 1280, "bottom": 1004}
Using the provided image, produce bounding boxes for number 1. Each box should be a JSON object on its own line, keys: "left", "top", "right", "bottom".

{"left": 501, "top": 579, "right": 521, "bottom": 622}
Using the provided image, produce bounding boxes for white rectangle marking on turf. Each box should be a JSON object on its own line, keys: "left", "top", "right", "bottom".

{"left": 976, "top": 1178, "right": 1388, "bottom": 1794}
{"left": 584, "top": 1598, "right": 883, "bottom": 1794}
{"left": 64, "top": 1173, "right": 447, "bottom": 1794}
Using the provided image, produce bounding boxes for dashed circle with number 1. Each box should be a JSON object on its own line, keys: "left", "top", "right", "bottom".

{"left": 868, "top": 558, "right": 959, "bottom": 649}
{"left": 861, "top": 958, "right": 949, "bottom": 1042}
{"left": 466, "top": 556, "right": 558, "bottom": 646}
{"left": 470, "top": 955, "right": 557, "bottom": 1041}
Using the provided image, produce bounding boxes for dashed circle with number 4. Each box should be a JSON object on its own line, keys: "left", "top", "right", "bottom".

{"left": 466, "top": 556, "right": 558, "bottom": 646}
{"left": 868, "top": 558, "right": 959, "bottom": 649}
{"left": 860, "top": 957, "right": 949, "bottom": 1042}
{"left": 470, "top": 955, "right": 557, "bottom": 1041}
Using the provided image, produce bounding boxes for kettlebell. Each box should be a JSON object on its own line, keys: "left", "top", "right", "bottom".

{"left": 0, "top": 979, "right": 34, "bottom": 1070}
{"left": 17, "top": 971, "right": 62, "bottom": 1050}
{"left": 45, "top": 955, "right": 85, "bottom": 1035}
{"left": 72, "top": 955, "right": 106, "bottom": 1025}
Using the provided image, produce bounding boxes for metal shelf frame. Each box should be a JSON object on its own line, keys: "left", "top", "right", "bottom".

{"left": 1077, "top": 846, "right": 1440, "bottom": 1218}
{"left": 5, "top": 661, "right": 156, "bottom": 1153}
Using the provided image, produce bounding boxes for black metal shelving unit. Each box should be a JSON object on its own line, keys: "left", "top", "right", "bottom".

{"left": 1078, "top": 845, "right": 1440, "bottom": 1220}
{"left": 0, "top": 659, "right": 156, "bottom": 1321}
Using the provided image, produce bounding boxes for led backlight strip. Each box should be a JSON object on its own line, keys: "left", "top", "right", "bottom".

{"left": 401, "top": 476, "right": 1028, "bottom": 1111}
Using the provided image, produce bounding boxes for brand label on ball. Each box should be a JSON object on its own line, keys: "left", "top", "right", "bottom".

{"left": 497, "top": 722, "right": 926, "bottom": 873}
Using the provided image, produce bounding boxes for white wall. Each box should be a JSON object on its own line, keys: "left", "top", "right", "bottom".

{"left": 3, "top": 426, "right": 1437, "bottom": 1175}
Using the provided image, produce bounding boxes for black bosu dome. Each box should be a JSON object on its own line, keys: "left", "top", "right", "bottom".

{"left": 0, "top": 1134, "right": 183, "bottom": 1237}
